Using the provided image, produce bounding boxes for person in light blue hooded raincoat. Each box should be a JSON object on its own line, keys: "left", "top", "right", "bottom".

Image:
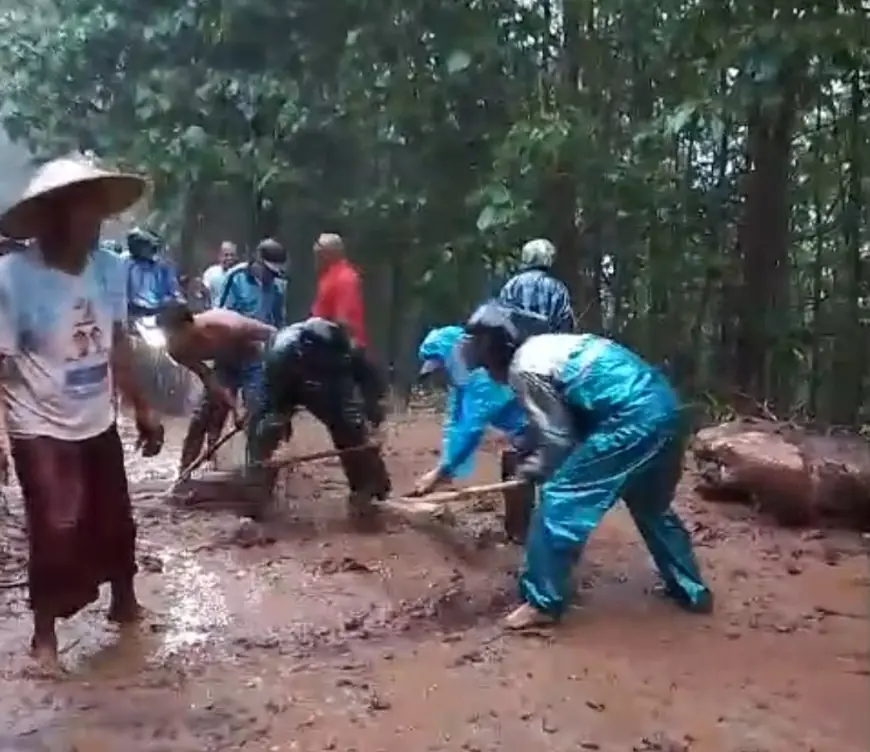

{"left": 462, "top": 301, "right": 713, "bottom": 630}
{"left": 411, "top": 325, "right": 535, "bottom": 541}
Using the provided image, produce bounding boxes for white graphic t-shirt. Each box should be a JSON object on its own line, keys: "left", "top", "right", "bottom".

{"left": 0, "top": 245, "right": 127, "bottom": 440}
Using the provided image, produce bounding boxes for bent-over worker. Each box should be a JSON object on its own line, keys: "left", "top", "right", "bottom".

{"left": 247, "top": 317, "right": 391, "bottom": 519}
{"left": 156, "top": 301, "right": 277, "bottom": 475}
{"left": 462, "top": 302, "right": 713, "bottom": 630}
{"left": 411, "top": 325, "right": 534, "bottom": 542}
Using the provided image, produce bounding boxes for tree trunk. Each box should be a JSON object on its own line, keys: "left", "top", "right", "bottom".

{"left": 828, "top": 70, "right": 866, "bottom": 425}
{"left": 734, "top": 61, "right": 803, "bottom": 409}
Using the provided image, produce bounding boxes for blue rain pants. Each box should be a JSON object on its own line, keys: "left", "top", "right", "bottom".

{"left": 520, "top": 363, "right": 711, "bottom": 617}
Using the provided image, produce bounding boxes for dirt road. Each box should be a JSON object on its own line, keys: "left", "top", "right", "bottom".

{"left": 1, "top": 411, "right": 867, "bottom": 751}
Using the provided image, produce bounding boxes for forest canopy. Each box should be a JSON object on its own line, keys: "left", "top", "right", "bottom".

{"left": 0, "top": 0, "right": 867, "bottom": 421}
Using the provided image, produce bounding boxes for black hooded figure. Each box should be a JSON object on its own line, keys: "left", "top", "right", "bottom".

{"left": 247, "top": 317, "right": 391, "bottom": 517}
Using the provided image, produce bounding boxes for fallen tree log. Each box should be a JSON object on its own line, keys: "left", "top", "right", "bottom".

{"left": 691, "top": 418, "right": 870, "bottom": 530}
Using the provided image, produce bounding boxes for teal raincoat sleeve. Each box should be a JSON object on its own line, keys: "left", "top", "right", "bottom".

{"left": 440, "top": 371, "right": 519, "bottom": 478}
{"left": 418, "top": 325, "right": 524, "bottom": 480}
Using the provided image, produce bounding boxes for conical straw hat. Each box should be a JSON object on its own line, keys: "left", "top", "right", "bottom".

{"left": 0, "top": 155, "right": 147, "bottom": 240}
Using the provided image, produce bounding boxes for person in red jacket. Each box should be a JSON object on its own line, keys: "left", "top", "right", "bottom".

{"left": 311, "top": 233, "right": 386, "bottom": 438}
{"left": 311, "top": 233, "right": 367, "bottom": 347}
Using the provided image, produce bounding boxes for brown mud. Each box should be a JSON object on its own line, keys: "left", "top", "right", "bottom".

{"left": 1, "top": 411, "right": 868, "bottom": 751}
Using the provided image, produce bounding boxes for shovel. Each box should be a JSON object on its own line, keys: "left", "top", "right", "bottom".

{"left": 379, "top": 479, "right": 526, "bottom": 517}
{"left": 167, "top": 423, "right": 245, "bottom": 494}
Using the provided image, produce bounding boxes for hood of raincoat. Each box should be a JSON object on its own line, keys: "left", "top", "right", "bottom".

{"left": 417, "top": 326, "right": 471, "bottom": 386}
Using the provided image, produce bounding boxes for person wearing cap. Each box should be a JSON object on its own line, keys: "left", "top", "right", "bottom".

{"left": 218, "top": 238, "right": 287, "bottom": 327}
{"left": 410, "top": 325, "right": 535, "bottom": 542}
{"left": 496, "top": 238, "right": 575, "bottom": 333}
{"left": 0, "top": 154, "right": 165, "bottom": 672}
{"left": 121, "top": 227, "right": 184, "bottom": 317}
{"left": 247, "top": 316, "right": 391, "bottom": 519}
{"left": 462, "top": 301, "right": 712, "bottom": 630}
{"left": 176, "top": 238, "right": 287, "bottom": 471}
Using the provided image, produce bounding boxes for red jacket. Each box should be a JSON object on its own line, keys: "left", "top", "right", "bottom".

{"left": 311, "top": 258, "right": 367, "bottom": 347}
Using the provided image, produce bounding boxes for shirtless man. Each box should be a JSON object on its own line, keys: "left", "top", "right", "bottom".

{"left": 155, "top": 301, "right": 276, "bottom": 475}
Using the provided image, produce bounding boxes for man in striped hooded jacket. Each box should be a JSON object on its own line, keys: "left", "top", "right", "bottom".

{"left": 496, "top": 238, "right": 575, "bottom": 333}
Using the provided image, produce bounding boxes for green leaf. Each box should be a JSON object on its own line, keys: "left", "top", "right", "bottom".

{"left": 181, "top": 124, "right": 207, "bottom": 148}
{"left": 446, "top": 50, "right": 471, "bottom": 74}
{"left": 476, "top": 205, "right": 498, "bottom": 231}
{"left": 664, "top": 102, "right": 698, "bottom": 136}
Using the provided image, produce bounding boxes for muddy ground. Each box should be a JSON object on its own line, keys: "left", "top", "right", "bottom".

{"left": 1, "top": 410, "right": 868, "bottom": 752}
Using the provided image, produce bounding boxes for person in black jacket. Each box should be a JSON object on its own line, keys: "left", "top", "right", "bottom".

{"left": 247, "top": 317, "right": 391, "bottom": 518}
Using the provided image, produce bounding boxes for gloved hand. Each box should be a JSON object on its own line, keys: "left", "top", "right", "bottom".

{"left": 410, "top": 466, "right": 447, "bottom": 496}
{"left": 516, "top": 454, "right": 545, "bottom": 484}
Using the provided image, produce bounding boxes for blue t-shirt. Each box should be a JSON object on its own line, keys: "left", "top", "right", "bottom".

{"left": 218, "top": 262, "right": 285, "bottom": 327}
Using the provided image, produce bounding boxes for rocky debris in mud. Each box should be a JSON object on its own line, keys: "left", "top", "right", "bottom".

{"left": 692, "top": 418, "right": 870, "bottom": 529}
{"left": 231, "top": 518, "right": 276, "bottom": 548}
{"left": 633, "top": 733, "right": 692, "bottom": 751}
{"left": 395, "top": 573, "right": 515, "bottom": 631}
{"left": 138, "top": 552, "right": 164, "bottom": 573}
{"left": 317, "top": 555, "right": 371, "bottom": 575}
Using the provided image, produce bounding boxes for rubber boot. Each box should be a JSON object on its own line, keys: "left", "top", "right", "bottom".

{"left": 501, "top": 449, "right": 535, "bottom": 543}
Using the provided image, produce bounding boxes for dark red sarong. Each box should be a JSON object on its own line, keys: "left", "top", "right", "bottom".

{"left": 11, "top": 425, "right": 137, "bottom": 619}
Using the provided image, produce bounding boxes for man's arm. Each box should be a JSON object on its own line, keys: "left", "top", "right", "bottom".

{"left": 0, "top": 359, "right": 9, "bottom": 484}
{"left": 331, "top": 277, "right": 364, "bottom": 344}
{"left": 554, "top": 282, "right": 576, "bottom": 333}
{"left": 508, "top": 367, "right": 575, "bottom": 480}
{"left": 235, "top": 315, "right": 277, "bottom": 342}
{"left": 272, "top": 280, "right": 287, "bottom": 328}
{"left": 0, "top": 271, "right": 16, "bottom": 482}
{"left": 348, "top": 345, "right": 386, "bottom": 427}
{"left": 217, "top": 270, "right": 239, "bottom": 311}
{"left": 166, "top": 338, "right": 235, "bottom": 409}
{"left": 111, "top": 322, "right": 151, "bottom": 414}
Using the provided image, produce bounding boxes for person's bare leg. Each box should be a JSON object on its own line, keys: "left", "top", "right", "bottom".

{"left": 205, "top": 423, "right": 222, "bottom": 466}
{"left": 178, "top": 396, "right": 225, "bottom": 475}
{"left": 30, "top": 611, "right": 63, "bottom": 674}
{"left": 108, "top": 576, "right": 142, "bottom": 624}
{"left": 179, "top": 418, "right": 208, "bottom": 475}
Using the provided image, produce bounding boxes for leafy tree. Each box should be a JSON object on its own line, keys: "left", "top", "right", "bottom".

{"left": 0, "top": 0, "right": 867, "bottom": 420}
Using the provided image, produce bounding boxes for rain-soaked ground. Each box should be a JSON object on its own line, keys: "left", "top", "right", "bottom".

{"left": 0, "top": 410, "right": 868, "bottom": 751}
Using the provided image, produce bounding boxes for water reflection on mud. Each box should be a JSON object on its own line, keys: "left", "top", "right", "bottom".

{"left": 158, "top": 548, "right": 234, "bottom": 656}
{"left": 0, "top": 414, "right": 866, "bottom": 752}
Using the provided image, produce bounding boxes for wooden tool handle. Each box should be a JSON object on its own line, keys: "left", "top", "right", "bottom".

{"left": 399, "top": 479, "right": 526, "bottom": 505}
{"left": 263, "top": 443, "right": 377, "bottom": 468}
{"left": 174, "top": 424, "right": 243, "bottom": 486}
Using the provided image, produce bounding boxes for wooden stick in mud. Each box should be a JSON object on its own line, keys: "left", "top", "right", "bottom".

{"left": 169, "top": 424, "right": 244, "bottom": 491}
{"left": 380, "top": 479, "right": 526, "bottom": 516}
{"left": 262, "top": 443, "right": 378, "bottom": 468}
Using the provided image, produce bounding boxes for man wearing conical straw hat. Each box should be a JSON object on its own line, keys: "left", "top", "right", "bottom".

{"left": 0, "top": 154, "right": 165, "bottom": 673}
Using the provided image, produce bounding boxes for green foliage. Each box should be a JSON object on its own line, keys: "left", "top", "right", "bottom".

{"left": 0, "top": 0, "right": 867, "bottom": 419}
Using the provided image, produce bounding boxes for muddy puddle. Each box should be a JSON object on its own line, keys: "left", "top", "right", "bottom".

{"left": 0, "top": 412, "right": 868, "bottom": 751}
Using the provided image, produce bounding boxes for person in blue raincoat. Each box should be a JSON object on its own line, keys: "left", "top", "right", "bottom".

{"left": 121, "top": 227, "right": 184, "bottom": 316}
{"left": 410, "top": 325, "right": 535, "bottom": 542}
{"left": 461, "top": 301, "right": 713, "bottom": 630}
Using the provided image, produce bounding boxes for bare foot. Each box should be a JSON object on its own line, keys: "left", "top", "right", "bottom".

{"left": 27, "top": 639, "right": 66, "bottom": 679}
{"left": 107, "top": 597, "right": 144, "bottom": 625}
{"left": 503, "top": 602, "right": 555, "bottom": 630}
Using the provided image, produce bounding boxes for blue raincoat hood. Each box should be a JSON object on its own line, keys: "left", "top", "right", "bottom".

{"left": 417, "top": 325, "right": 528, "bottom": 478}
{"left": 417, "top": 326, "right": 471, "bottom": 386}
